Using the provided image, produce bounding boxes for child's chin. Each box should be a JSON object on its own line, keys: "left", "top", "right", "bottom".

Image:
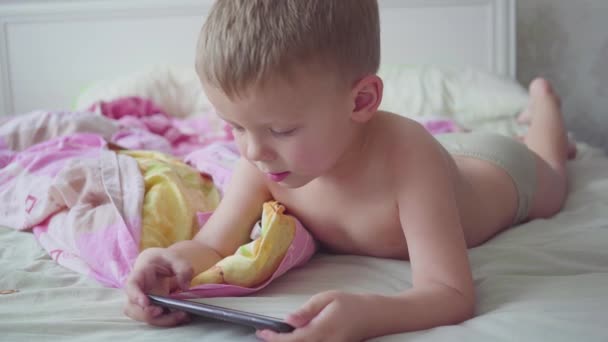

{"left": 278, "top": 175, "right": 313, "bottom": 189}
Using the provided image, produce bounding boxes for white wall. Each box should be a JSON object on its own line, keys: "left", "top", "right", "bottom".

{"left": 0, "top": 0, "right": 515, "bottom": 116}
{"left": 517, "top": 0, "right": 608, "bottom": 152}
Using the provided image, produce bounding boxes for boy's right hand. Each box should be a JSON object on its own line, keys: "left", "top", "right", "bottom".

{"left": 123, "top": 247, "right": 194, "bottom": 326}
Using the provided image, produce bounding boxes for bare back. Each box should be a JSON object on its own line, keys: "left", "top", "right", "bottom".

{"left": 267, "top": 112, "right": 520, "bottom": 259}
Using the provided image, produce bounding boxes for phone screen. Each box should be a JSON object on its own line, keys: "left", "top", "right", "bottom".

{"left": 148, "top": 295, "right": 295, "bottom": 333}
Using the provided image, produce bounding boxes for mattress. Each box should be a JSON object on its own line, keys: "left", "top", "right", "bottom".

{"left": 1, "top": 143, "right": 608, "bottom": 341}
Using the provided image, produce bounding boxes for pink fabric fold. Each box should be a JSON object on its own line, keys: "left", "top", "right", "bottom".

{"left": 0, "top": 104, "right": 465, "bottom": 295}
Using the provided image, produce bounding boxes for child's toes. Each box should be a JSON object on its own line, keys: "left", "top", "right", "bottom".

{"left": 516, "top": 108, "right": 532, "bottom": 124}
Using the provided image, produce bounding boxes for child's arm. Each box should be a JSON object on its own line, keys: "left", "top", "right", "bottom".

{"left": 344, "top": 130, "right": 475, "bottom": 338}
{"left": 382, "top": 128, "right": 475, "bottom": 327}
{"left": 170, "top": 157, "right": 273, "bottom": 275}
{"left": 124, "top": 157, "right": 272, "bottom": 326}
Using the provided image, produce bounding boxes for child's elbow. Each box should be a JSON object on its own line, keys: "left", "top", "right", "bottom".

{"left": 453, "top": 292, "right": 476, "bottom": 323}
{"left": 439, "top": 285, "right": 476, "bottom": 324}
{"left": 460, "top": 300, "right": 476, "bottom": 322}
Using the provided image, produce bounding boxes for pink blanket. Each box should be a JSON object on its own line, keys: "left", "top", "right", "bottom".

{"left": 0, "top": 97, "right": 464, "bottom": 293}
{"left": 0, "top": 133, "right": 143, "bottom": 287}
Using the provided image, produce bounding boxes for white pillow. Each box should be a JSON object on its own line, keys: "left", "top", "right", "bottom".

{"left": 74, "top": 65, "right": 227, "bottom": 135}
{"left": 378, "top": 64, "right": 528, "bottom": 133}
{"left": 75, "top": 65, "right": 211, "bottom": 118}
{"left": 75, "top": 64, "right": 528, "bottom": 135}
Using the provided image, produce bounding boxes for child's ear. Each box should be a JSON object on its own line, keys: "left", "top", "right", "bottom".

{"left": 351, "top": 74, "right": 383, "bottom": 123}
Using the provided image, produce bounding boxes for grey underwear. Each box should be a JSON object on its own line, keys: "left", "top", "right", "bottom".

{"left": 436, "top": 133, "right": 537, "bottom": 224}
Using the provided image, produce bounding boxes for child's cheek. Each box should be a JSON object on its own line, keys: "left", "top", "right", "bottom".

{"left": 234, "top": 135, "right": 247, "bottom": 154}
{"left": 286, "top": 142, "right": 332, "bottom": 174}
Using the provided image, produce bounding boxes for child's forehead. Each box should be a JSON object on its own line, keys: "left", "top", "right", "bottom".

{"left": 210, "top": 87, "right": 303, "bottom": 122}
{"left": 259, "top": 68, "right": 342, "bottom": 93}
{"left": 203, "top": 66, "right": 351, "bottom": 122}
{"left": 219, "top": 74, "right": 342, "bottom": 104}
{"left": 202, "top": 58, "right": 350, "bottom": 101}
{"left": 257, "top": 62, "right": 350, "bottom": 92}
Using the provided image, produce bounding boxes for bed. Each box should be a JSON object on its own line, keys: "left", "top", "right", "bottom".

{"left": 2, "top": 0, "right": 608, "bottom": 341}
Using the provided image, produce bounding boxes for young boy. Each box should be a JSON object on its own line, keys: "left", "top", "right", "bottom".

{"left": 124, "top": 1, "right": 573, "bottom": 340}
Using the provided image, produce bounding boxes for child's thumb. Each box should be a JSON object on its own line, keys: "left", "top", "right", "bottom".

{"left": 286, "top": 291, "right": 335, "bottom": 327}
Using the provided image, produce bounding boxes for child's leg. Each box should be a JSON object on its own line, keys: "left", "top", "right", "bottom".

{"left": 518, "top": 78, "right": 572, "bottom": 219}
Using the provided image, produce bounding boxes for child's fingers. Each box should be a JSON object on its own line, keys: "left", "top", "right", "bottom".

{"left": 147, "top": 310, "right": 190, "bottom": 327}
{"left": 124, "top": 302, "right": 189, "bottom": 327}
{"left": 126, "top": 256, "right": 190, "bottom": 306}
{"left": 256, "top": 329, "right": 279, "bottom": 341}
{"left": 158, "top": 252, "right": 193, "bottom": 290}
{"left": 123, "top": 301, "right": 159, "bottom": 321}
{"left": 287, "top": 291, "right": 336, "bottom": 327}
{"left": 144, "top": 305, "right": 164, "bottom": 318}
{"left": 125, "top": 272, "right": 149, "bottom": 308}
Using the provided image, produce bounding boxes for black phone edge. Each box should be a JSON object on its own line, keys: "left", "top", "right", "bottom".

{"left": 148, "top": 294, "right": 295, "bottom": 333}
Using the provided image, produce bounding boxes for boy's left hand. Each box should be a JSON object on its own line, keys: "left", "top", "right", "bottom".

{"left": 256, "top": 290, "right": 368, "bottom": 342}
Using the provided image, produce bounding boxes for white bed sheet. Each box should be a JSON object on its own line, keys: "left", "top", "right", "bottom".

{"left": 1, "top": 143, "right": 608, "bottom": 342}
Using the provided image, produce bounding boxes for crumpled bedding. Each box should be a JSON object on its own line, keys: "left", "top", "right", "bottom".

{"left": 2, "top": 96, "right": 608, "bottom": 342}
{"left": 2, "top": 142, "right": 608, "bottom": 342}
{"left": 0, "top": 133, "right": 143, "bottom": 287}
{"left": 0, "top": 97, "right": 464, "bottom": 295}
{"left": 0, "top": 118, "right": 315, "bottom": 294}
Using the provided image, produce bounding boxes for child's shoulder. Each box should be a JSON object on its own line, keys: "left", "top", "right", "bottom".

{"left": 374, "top": 111, "right": 439, "bottom": 152}
{"left": 373, "top": 111, "right": 448, "bottom": 173}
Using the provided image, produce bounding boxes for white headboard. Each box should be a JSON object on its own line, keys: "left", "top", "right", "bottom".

{"left": 0, "top": 0, "right": 515, "bottom": 116}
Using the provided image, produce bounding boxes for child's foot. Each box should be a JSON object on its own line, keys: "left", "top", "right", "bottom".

{"left": 517, "top": 78, "right": 577, "bottom": 159}
{"left": 567, "top": 135, "right": 578, "bottom": 159}
{"left": 516, "top": 78, "right": 561, "bottom": 124}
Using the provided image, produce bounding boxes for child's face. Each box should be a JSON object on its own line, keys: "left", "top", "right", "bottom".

{"left": 203, "top": 69, "right": 360, "bottom": 188}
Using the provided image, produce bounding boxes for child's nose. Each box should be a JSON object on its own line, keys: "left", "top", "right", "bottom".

{"left": 245, "top": 138, "right": 273, "bottom": 162}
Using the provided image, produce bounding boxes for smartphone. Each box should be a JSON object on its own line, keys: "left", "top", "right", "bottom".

{"left": 148, "top": 294, "right": 295, "bottom": 333}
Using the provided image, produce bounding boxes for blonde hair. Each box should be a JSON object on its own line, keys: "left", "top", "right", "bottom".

{"left": 196, "top": 0, "right": 380, "bottom": 97}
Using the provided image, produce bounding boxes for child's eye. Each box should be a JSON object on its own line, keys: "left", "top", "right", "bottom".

{"left": 269, "top": 128, "right": 297, "bottom": 137}
{"left": 231, "top": 125, "right": 245, "bottom": 133}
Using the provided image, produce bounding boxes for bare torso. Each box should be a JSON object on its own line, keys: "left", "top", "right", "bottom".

{"left": 267, "top": 112, "right": 520, "bottom": 259}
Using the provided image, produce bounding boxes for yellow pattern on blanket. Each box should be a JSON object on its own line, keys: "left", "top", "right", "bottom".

{"left": 191, "top": 201, "right": 296, "bottom": 288}
{"left": 117, "top": 151, "right": 296, "bottom": 288}
{"left": 120, "top": 151, "right": 221, "bottom": 250}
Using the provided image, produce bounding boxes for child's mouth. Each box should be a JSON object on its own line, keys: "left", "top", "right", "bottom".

{"left": 267, "top": 171, "right": 290, "bottom": 182}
